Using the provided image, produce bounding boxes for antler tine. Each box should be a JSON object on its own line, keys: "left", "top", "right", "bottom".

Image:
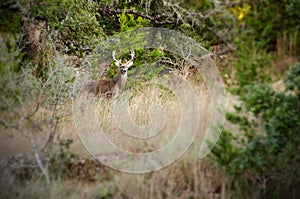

{"left": 129, "top": 50, "right": 135, "bottom": 61}
{"left": 112, "top": 50, "right": 119, "bottom": 62}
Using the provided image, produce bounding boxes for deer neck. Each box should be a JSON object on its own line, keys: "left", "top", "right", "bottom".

{"left": 115, "top": 72, "right": 127, "bottom": 88}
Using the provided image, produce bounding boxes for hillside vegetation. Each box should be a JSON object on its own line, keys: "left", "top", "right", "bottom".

{"left": 0, "top": 0, "right": 299, "bottom": 198}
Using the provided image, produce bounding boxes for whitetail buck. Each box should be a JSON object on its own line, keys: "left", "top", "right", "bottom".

{"left": 77, "top": 50, "right": 135, "bottom": 99}
{"left": 79, "top": 50, "right": 135, "bottom": 99}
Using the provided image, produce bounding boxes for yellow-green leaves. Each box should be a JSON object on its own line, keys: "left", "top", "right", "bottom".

{"left": 230, "top": 3, "right": 251, "bottom": 21}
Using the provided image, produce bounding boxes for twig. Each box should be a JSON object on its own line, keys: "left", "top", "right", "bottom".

{"left": 99, "top": 4, "right": 180, "bottom": 25}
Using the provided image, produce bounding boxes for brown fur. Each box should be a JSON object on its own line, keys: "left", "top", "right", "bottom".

{"left": 95, "top": 77, "right": 119, "bottom": 97}
{"left": 84, "top": 80, "right": 98, "bottom": 94}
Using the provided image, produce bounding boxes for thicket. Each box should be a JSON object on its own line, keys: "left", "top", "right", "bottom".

{"left": 210, "top": 0, "right": 300, "bottom": 198}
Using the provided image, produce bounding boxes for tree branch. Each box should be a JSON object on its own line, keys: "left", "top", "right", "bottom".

{"left": 98, "top": 4, "right": 181, "bottom": 25}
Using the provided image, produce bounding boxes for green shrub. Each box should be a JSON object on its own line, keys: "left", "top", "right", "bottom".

{"left": 30, "top": 0, "right": 106, "bottom": 56}
{"left": 211, "top": 63, "right": 300, "bottom": 198}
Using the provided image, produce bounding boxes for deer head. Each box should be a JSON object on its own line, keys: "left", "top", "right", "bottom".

{"left": 112, "top": 50, "right": 135, "bottom": 75}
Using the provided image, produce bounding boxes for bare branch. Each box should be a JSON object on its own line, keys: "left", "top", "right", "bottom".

{"left": 98, "top": 4, "right": 181, "bottom": 25}
{"left": 1, "top": 95, "right": 21, "bottom": 118}
{"left": 98, "top": 1, "right": 235, "bottom": 46}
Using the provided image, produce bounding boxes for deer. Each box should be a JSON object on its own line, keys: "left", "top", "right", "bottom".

{"left": 82, "top": 50, "right": 134, "bottom": 99}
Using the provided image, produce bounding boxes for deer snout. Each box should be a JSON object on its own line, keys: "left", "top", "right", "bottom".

{"left": 120, "top": 67, "right": 127, "bottom": 74}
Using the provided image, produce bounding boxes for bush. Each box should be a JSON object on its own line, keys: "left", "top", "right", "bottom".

{"left": 30, "top": 0, "right": 106, "bottom": 56}
{"left": 211, "top": 63, "right": 300, "bottom": 198}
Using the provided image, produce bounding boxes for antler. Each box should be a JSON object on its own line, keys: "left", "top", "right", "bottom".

{"left": 112, "top": 50, "right": 119, "bottom": 62}
{"left": 128, "top": 50, "right": 135, "bottom": 63}
{"left": 112, "top": 50, "right": 135, "bottom": 66}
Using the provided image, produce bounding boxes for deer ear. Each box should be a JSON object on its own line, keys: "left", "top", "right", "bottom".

{"left": 115, "top": 60, "right": 121, "bottom": 67}
{"left": 127, "top": 61, "right": 133, "bottom": 68}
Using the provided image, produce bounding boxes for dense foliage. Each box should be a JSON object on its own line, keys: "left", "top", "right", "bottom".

{"left": 210, "top": 0, "right": 300, "bottom": 198}
{"left": 212, "top": 63, "right": 300, "bottom": 198}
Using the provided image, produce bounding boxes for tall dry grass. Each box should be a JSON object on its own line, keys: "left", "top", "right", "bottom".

{"left": 1, "top": 72, "right": 235, "bottom": 198}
